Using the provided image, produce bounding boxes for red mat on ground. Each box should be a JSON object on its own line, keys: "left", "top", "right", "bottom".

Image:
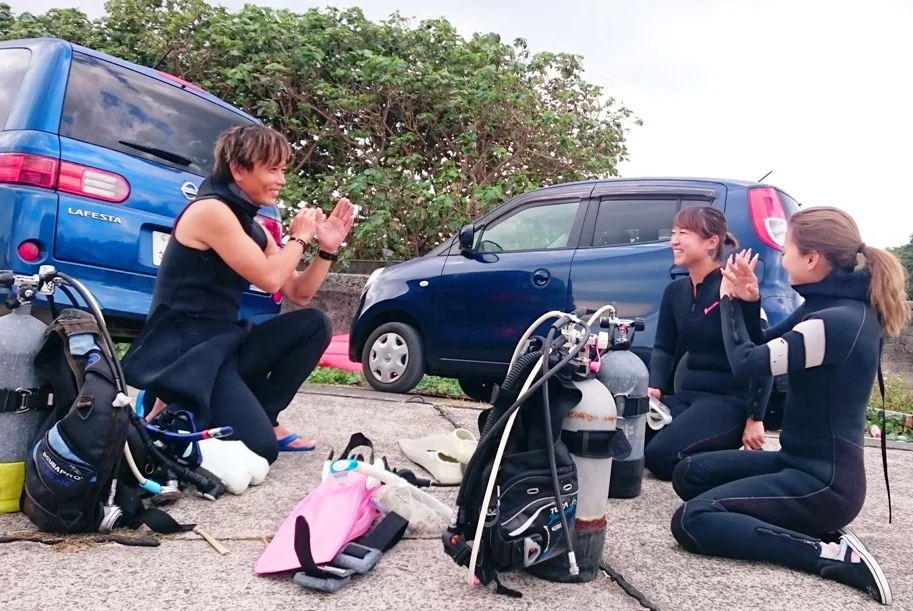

{"left": 318, "top": 334, "right": 361, "bottom": 372}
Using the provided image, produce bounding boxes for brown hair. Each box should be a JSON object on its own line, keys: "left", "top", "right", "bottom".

{"left": 212, "top": 124, "right": 292, "bottom": 183}
{"left": 788, "top": 206, "right": 911, "bottom": 337}
{"left": 673, "top": 206, "right": 738, "bottom": 262}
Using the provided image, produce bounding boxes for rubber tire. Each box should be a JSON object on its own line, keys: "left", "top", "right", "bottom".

{"left": 457, "top": 378, "right": 496, "bottom": 403}
{"left": 361, "top": 321, "right": 426, "bottom": 394}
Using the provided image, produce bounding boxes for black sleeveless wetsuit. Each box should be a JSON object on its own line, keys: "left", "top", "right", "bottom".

{"left": 644, "top": 268, "right": 773, "bottom": 480}
{"left": 670, "top": 267, "right": 879, "bottom": 577}
{"left": 123, "top": 177, "right": 332, "bottom": 463}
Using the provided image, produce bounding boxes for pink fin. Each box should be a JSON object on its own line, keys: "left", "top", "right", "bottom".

{"left": 254, "top": 470, "right": 378, "bottom": 575}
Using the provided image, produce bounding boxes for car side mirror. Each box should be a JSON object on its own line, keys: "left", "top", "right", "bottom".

{"left": 458, "top": 223, "right": 476, "bottom": 254}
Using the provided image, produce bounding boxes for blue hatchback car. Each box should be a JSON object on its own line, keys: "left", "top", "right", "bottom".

{"left": 0, "top": 38, "right": 283, "bottom": 338}
{"left": 349, "top": 177, "right": 802, "bottom": 419}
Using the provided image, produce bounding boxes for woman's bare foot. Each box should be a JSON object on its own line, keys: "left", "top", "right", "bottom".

{"left": 274, "top": 424, "right": 316, "bottom": 450}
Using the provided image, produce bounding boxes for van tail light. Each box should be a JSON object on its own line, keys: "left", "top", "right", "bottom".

{"left": 254, "top": 214, "right": 285, "bottom": 304}
{"left": 256, "top": 215, "right": 284, "bottom": 245}
{"left": 58, "top": 161, "right": 130, "bottom": 203}
{"left": 0, "top": 153, "right": 130, "bottom": 203}
{"left": 0, "top": 153, "right": 58, "bottom": 189}
{"left": 748, "top": 187, "right": 788, "bottom": 250}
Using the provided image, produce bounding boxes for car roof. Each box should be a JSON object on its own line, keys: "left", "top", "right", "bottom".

{"left": 536, "top": 176, "right": 775, "bottom": 190}
{"left": 0, "top": 37, "right": 258, "bottom": 125}
{"left": 531, "top": 175, "right": 800, "bottom": 203}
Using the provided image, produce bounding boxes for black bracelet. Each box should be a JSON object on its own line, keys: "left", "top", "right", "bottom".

{"left": 317, "top": 249, "right": 338, "bottom": 261}
{"left": 289, "top": 236, "right": 308, "bottom": 249}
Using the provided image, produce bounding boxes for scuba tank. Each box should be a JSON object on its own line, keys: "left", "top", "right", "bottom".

{"left": 593, "top": 317, "right": 650, "bottom": 499}
{"left": 526, "top": 376, "right": 630, "bottom": 583}
{"left": 526, "top": 306, "right": 635, "bottom": 583}
{"left": 0, "top": 274, "right": 53, "bottom": 514}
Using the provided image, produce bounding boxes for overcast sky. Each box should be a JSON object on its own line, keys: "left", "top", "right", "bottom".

{"left": 7, "top": 0, "right": 912, "bottom": 247}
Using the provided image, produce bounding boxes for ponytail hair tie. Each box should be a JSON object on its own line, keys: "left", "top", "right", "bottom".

{"left": 857, "top": 242, "right": 866, "bottom": 254}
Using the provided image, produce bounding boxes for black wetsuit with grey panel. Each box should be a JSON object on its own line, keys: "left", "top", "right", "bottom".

{"left": 669, "top": 267, "right": 879, "bottom": 579}
{"left": 644, "top": 267, "right": 773, "bottom": 480}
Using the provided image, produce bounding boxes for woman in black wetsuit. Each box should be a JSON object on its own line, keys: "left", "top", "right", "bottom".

{"left": 643, "top": 206, "right": 772, "bottom": 480}
{"left": 670, "top": 206, "right": 909, "bottom": 605}
{"left": 123, "top": 125, "right": 354, "bottom": 464}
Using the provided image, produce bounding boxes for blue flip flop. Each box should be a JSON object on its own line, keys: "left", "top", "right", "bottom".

{"left": 277, "top": 433, "right": 316, "bottom": 452}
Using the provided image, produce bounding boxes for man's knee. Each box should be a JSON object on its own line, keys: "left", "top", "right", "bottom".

{"left": 233, "top": 422, "right": 280, "bottom": 465}
{"left": 289, "top": 308, "right": 333, "bottom": 347}
{"left": 246, "top": 436, "right": 279, "bottom": 465}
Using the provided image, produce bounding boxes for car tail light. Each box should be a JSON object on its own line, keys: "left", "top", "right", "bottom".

{"left": 58, "top": 161, "right": 130, "bottom": 203}
{"left": 0, "top": 152, "right": 130, "bottom": 203}
{"left": 748, "top": 187, "right": 788, "bottom": 250}
{"left": 0, "top": 153, "right": 58, "bottom": 189}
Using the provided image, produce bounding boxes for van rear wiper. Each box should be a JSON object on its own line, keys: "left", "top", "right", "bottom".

{"left": 118, "top": 140, "right": 193, "bottom": 167}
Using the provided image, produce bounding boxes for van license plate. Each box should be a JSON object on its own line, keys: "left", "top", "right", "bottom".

{"left": 152, "top": 231, "right": 170, "bottom": 267}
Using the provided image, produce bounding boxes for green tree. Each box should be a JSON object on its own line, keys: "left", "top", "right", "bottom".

{"left": 0, "top": 2, "right": 640, "bottom": 261}
{"left": 4, "top": 7, "right": 98, "bottom": 46}
{"left": 0, "top": 3, "right": 13, "bottom": 38}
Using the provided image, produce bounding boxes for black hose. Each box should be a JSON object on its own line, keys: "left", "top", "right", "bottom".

{"left": 480, "top": 349, "right": 543, "bottom": 438}
{"left": 455, "top": 320, "right": 590, "bottom": 513}
{"left": 47, "top": 293, "right": 58, "bottom": 320}
{"left": 127, "top": 407, "right": 222, "bottom": 496}
{"left": 58, "top": 285, "right": 79, "bottom": 309}
{"left": 540, "top": 324, "right": 576, "bottom": 571}
{"left": 458, "top": 348, "right": 543, "bottom": 500}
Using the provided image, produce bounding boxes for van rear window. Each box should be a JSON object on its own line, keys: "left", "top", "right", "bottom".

{"left": 60, "top": 52, "right": 253, "bottom": 176}
{"left": 0, "top": 48, "right": 32, "bottom": 130}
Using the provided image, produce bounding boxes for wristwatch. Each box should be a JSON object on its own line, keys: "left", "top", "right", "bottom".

{"left": 317, "top": 249, "right": 338, "bottom": 261}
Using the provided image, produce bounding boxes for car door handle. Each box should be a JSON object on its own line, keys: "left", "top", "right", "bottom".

{"left": 532, "top": 268, "right": 550, "bottom": 287}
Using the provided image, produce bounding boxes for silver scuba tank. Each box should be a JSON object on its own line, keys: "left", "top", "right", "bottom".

{"left": 0, "top": 302, "right": 51, "bottom": 513}
{"left": 527, "top": 375, "right": 629, "bottom": 582}
{"left": 596, "top": 349, "right": 650, "bottom": 499}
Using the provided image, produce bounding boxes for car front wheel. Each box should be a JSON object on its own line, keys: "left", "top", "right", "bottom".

{"left": 361, "top": 322, "right": 426, "bottom": 394}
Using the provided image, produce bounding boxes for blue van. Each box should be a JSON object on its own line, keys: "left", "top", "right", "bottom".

{"left": 0, "top": 38, "right": 284, "bottom": 338}
{"left": 349, "top": 177, "right": 802, "bottom": 421}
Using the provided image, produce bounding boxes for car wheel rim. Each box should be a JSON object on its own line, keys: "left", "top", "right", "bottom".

{"left": 369, "top": 332, "right": 409, "bottom": 383}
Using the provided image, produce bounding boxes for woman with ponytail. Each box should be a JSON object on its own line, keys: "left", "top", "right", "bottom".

{"left": 669, "top": 206, "right": 908, "bottom": 605}
{"left": 644, "top": 206, "right": 774, "bottom": 481}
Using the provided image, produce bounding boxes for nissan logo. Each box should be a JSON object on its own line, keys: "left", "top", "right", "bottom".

{"left": 180, "top": 182, "right": 198, "bottom": 200}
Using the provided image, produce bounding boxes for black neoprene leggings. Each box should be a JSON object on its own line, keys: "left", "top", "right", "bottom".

{"left": 208, "top": 308, "right": 332, "bottom": 464}
{"left": 644, "top": 390, "right": 748, "bottom": 481}
{"left": 669, "top": 438, "right": 866, "bottom": 573}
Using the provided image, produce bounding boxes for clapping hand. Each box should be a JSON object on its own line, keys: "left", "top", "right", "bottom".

{"left": 289, "top": 207, "right": 322, "bottom": 243}
{"left": 721, "top": 249, "right": 760, "bottom": 302}
{"left": 316, "top": 198, "right": 356, "bottom": 253}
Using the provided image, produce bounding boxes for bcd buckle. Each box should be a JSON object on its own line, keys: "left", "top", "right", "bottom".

{"left": 14, "top": 388, "right": 33, "bottom": 413}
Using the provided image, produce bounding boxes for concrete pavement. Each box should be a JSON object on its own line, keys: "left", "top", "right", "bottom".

{"left": 1, "top": 384, "right": 910, "bottom": 611}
